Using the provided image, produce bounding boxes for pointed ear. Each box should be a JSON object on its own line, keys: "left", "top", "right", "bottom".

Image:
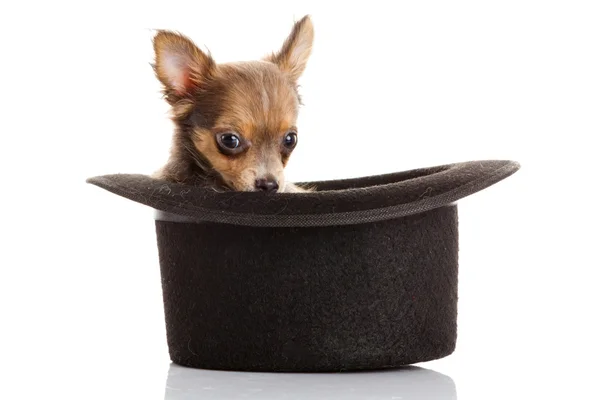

{"left": 267, "top": 15, "right": 314, "bottom": 82}
{"left": 152, "top": 30, "right": 215, "bottom": 101}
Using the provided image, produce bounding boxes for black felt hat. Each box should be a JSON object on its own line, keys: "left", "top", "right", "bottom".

{"left": 87, "top": 159, "right": 519, "bottom": 372}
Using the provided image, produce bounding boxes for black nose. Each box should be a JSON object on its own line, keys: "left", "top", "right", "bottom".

{"left": 255, "top": 177, "right": 279, "bottom": 193}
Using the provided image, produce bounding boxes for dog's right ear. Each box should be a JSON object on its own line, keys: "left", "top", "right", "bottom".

{"left": 152, "top": 31, "right": 215, "bottom": 102}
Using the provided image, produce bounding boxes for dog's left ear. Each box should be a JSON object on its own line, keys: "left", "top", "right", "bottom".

{"left": 267, "top": 15, "right": 314, "bottom": 82}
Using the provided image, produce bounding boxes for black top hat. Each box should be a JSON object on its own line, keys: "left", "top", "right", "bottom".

{"left": 87, "top": 159, "right": 519, "bottom": 372}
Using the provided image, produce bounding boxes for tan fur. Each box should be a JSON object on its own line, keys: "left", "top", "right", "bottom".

{"left": 266, "top": 15, "right": 314, "bottom": 82}
{"left": 152, "top": 16, "right": 314, "bottom": 192}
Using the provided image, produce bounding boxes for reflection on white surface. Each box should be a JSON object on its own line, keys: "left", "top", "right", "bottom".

{"left": 164, "top": 364, "right": 456, "bottom": 399}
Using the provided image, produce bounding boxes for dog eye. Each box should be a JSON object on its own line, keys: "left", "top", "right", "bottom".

{"left": 283, "top": 132, "right": 297, "bottom": 149}
{"left": 219, "top": 133, "right": 241, "bottom": 149}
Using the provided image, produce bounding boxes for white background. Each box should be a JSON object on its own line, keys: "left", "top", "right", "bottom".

{"left": 1, "top": 1, "right": 599, "bottom": 399}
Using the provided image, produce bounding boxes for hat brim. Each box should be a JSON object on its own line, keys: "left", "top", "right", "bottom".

{"left": 86, "top": 159, "right": 520, "bottom": 227}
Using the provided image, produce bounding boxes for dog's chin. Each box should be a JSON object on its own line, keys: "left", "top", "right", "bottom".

{"left": 225, "top": 178, "right": 285, "bottom": 193}
{"left": 231, "top": 184, "right": 284, "bottom": 193}
{"left": 224, "top": 181, "right": 258, "bottom": 193}
{"left": 238, "top": 186, "right": 279, "bottom": 193}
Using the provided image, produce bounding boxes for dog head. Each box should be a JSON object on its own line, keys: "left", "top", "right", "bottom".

{"left": 153, "top": 16, "right": 314, "bottom": 192}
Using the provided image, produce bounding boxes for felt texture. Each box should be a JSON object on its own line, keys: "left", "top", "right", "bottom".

{"left": 157, "top": 206, "right": 459, "bottom": 372}
{"left": 86, "top": 159, "right": 520, "bottom": 372}
{"left": 87, "top": 160, "right": 520, "bottom": 227}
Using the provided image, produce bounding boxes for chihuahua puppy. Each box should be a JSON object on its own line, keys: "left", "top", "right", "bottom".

{"left": 152, "top": 16, "right": 314, "bottom": 193}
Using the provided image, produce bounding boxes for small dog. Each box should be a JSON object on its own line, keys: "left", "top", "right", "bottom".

{"left": 152, "top": 15, "right": 314, "bottom": 193}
